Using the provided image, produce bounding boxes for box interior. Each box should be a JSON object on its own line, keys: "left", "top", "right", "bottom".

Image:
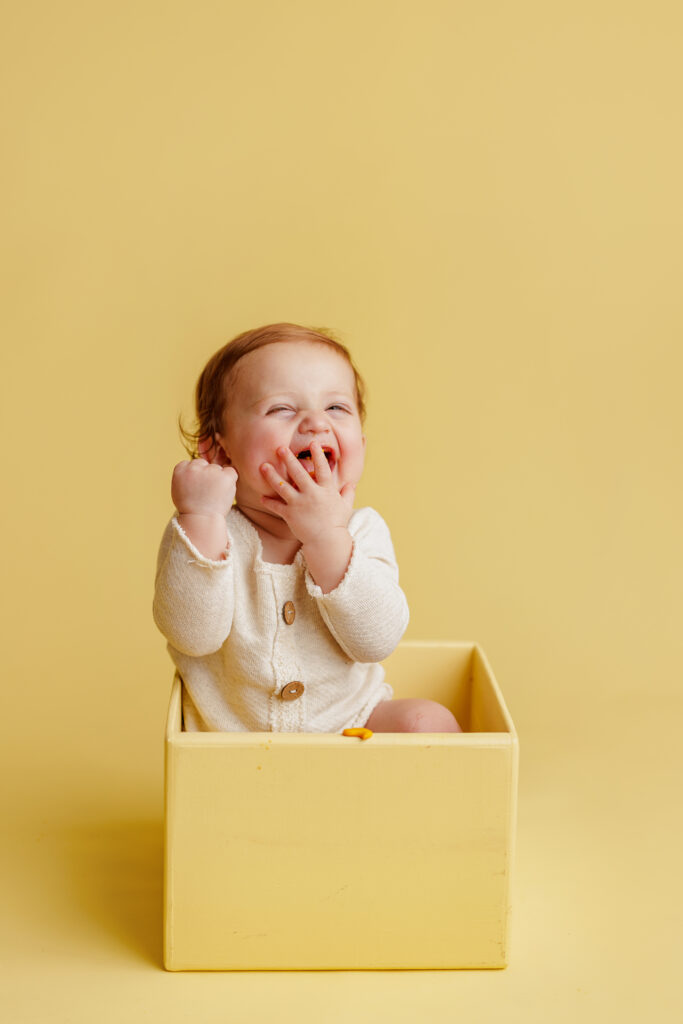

{"left": 171, "top": 642, "right": 515, "bottom": 737}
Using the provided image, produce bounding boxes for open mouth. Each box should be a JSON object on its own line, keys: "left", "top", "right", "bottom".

{"left": 296, "top": 447, "right": 336, "bottom": 475}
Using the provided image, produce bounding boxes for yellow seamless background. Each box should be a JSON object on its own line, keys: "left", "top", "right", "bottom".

{"left": 1, "top": 2, "right": 681, "bottom": 1019}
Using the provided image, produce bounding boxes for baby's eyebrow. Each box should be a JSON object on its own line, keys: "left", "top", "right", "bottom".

{"left": 249, "top": 392, "right": 298, "bottom": 409}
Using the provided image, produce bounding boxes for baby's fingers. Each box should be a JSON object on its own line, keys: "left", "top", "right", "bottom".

{"left": 276, "top": 446, "right": 315, "bottom": 488}
{"left": 309, "top": 441, "right": 332, "bottom": 483}
{"left": 260, "top": 461, "right": 294, "bottom": 497}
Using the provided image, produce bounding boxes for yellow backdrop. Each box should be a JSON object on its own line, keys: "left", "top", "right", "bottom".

{"left": 2, "top": 1, "right": 681, "bottom": 1020}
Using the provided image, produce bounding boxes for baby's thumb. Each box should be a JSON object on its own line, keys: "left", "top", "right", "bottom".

{"left": 340, "top": 482, "right": 356, "bottom": 505}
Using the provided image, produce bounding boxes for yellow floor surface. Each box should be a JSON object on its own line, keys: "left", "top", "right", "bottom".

{"left": 3, "top": 689, "right": 681, "bottom": 1024}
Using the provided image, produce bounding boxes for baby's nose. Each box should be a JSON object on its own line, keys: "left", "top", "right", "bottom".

{"left": 299, "top": 409, "right": 330, "bottom": 432}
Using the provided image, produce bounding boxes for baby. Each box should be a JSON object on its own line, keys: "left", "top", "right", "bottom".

{"left": 153, "top": 323, "right": 461, "bottom": 734}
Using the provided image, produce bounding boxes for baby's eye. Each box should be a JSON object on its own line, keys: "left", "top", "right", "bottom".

{"left": 267, "top": 405, "right": 295, "bottom": 415}
{"left": 327, "top": 404, "right": 350, "bottom": 413}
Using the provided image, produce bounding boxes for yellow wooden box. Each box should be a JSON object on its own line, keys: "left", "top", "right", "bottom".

{"left": 164, "top": 641, "right": 518, "bottom": 971}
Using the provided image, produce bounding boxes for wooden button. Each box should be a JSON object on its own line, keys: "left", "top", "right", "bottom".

{"left": 283, "top": 601, "right": 296, "bottom": 625}
{"left": 280, "top": 681, "right": 304, "bottom": 701}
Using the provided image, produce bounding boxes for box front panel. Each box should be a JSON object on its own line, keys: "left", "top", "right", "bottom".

{"left": 166, "top": 737, "right": 514, "bottom": 970}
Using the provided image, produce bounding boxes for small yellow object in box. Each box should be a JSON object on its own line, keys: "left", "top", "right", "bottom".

{"left": 164, "top": 641, "right": 518, "bottom": 970}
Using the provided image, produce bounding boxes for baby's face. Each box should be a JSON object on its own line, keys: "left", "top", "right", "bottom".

{"left": 216, "top": 341, "right": 366, "bottom": 515}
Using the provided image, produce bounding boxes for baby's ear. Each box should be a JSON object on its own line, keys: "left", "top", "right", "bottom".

{"left": 209, "top": 434, "right": 232, "bottom": 467}
{"left": 197, "top": 434, "right": 230, "bottom": 466}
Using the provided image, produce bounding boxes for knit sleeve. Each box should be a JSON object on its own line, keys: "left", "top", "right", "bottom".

{"left": 303, "top": 507, "right": 409, "bottom": 662}
{"left": 152, "top": 516, "right": 235, "bottom": 657}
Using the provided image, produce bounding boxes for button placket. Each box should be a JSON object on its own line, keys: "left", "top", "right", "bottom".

{"left": 270, "top": 574, "right": 305, "bottom": 731}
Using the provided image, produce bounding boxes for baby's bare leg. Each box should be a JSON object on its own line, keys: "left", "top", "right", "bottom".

{"left": 365, "top": 699, "right": 462, "bottom": 733}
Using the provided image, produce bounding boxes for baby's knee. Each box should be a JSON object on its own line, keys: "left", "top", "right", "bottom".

{"left": 398, "top": 699, "right": 462, "bottom": 734}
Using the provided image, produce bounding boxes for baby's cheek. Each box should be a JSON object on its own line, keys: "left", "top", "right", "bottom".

{"left": 343, "top": 450, "right": 365, "bottom": 485}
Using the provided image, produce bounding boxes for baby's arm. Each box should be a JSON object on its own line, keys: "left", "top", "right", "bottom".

{"left": 171, "top": 458, "right": 237, "bottom": 560}
{"left": 152, "top": 458, "right": 237, "bottom": 656}
{"left": 259, "top": 444, "right": 408, "bottom": 659}
{"left": 305, "top": 507, "right": 409, "bottom": 663}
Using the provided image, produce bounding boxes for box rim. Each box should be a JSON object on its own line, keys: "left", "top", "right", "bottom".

{"left": 165, "top": 640, "right": 518, "bottom": 744}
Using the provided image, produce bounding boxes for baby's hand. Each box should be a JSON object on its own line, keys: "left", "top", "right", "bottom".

{"left": 172, "top": 459, "right": 238, "bottom": 518}
{"left": 259, "top": 441, "right": 355, "bottom": 546}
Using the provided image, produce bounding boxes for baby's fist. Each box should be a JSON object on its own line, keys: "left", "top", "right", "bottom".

{"left": 171, "top": 459, "right": 238, "bottom": 517}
